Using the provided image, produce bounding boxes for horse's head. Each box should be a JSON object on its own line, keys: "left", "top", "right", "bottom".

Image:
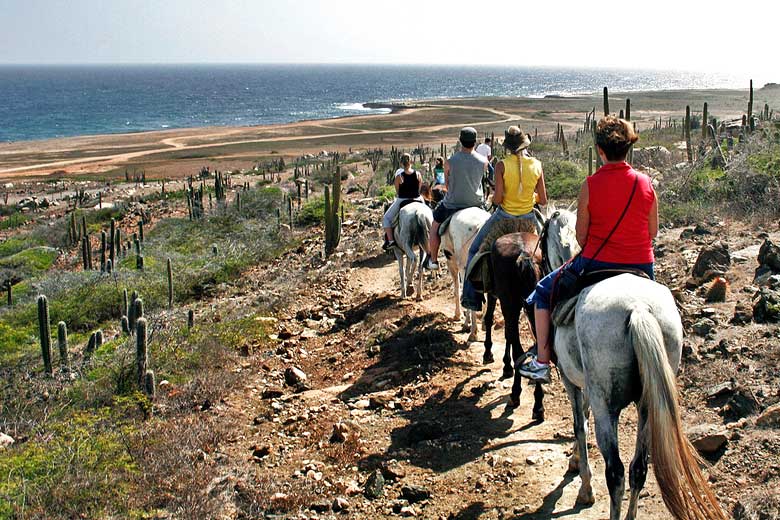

{"left": 544, "top": 206, "right": 580, "bottom": 271}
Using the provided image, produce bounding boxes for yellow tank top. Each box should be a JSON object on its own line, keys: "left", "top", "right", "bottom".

{"left": 500, "top": 154, "right": 542, "bottom": 215}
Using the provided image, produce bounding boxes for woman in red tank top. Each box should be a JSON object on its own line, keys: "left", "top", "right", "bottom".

{"left": 519, "top": 116, "right": 659, "bottom": 384}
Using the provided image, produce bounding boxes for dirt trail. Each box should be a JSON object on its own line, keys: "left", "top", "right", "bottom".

{"left": 0, "top": 105, "right": 519, "bottom": 177}
{"left": 343, "top": 256, "right": 673, "bottom": 519}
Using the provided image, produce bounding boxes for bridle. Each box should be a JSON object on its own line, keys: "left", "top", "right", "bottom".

{"left": 534, "top": 210, "right": 560, "bottom": 276}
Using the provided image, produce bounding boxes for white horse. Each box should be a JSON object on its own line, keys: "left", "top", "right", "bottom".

{"left": 551, "top": 275, "right": 726, "bottom": 519}
{"left": 392, "top": 202, "right": 433, "bottom": 300}
{"left": 440, "top": 206, "right": 490, "bottom": 341}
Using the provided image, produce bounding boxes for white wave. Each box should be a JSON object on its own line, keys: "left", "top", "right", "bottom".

{"left": 335, "top": 102, "right": 391, "bottom": 114}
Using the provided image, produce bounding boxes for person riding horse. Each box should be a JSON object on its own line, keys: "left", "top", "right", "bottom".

{"left": 461, "top": 126, "right": 547, "bottom": 312}
{"left": 520, "top": 115, "right": 658, "bottom": 384}
{"left": 382, "top": 153, "right": 425, "bottom": 250}
{"left": 424, "top": 127, "right": 488, "bottom": 270}
{"left": 430, "top": 156, "right": 447, "bottom": 204}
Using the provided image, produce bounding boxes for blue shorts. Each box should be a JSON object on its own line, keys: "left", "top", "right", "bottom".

{"left": 527, "top": 255, "right": 654, "bottom": 310}
{"left": 432, "top": 202, "right": 462, "bottom": 224}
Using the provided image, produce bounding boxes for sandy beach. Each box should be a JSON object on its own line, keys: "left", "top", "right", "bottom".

{"left": 2, "top": 87, "right": 777, "bottom": 181}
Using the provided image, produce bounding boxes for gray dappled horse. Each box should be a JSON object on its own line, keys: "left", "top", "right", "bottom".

{"left": 392, "top": 202, "right": 433, "bottom": 300}
{"left": 514, "top": 235, "right": 726, "bottom": 519}
{"left": 483, "top": 208, "right": 578, "bottom": 421}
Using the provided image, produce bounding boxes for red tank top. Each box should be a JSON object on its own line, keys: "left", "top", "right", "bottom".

{"left": 582, "top": 162, "right": 655, "bottom": 264}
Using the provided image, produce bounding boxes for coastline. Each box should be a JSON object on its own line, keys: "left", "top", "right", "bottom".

{"left": 1, "top": 86, "right": 776, "bottom": 180}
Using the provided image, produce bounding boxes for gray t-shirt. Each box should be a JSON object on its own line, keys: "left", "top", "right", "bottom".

{"left": 443, "top": 151, "right": 487, "bottom": 209}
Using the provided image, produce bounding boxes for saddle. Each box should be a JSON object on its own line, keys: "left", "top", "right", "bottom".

{"left": 551, "top": 268, "right": 651, "bottom": 327}
{"left": 464, "top": 217, "right": 540, "bottom": 293}
{"left": 390, "top": 199, "right": 425, "bottom": 228}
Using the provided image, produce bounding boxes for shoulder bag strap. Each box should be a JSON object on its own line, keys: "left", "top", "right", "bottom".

{"left": 586, "top": 172, "right": 639, "bottom": 266}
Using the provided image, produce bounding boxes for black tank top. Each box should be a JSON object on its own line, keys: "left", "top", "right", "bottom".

{"left": 397, "top": 169, "right": 420, "bottom": 199}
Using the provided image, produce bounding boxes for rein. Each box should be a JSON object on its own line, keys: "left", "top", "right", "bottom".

{"left": 535, "top": 210, "right": 559, "bottom": 276}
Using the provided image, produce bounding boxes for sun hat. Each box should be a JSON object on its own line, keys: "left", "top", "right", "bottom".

{"left": 503, "top": 126, "right": 532, "bottom": 152}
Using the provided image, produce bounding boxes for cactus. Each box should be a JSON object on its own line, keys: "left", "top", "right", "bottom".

{"left": 57, "top": 321, "right": 69, "bottom": 369}
{"left": 138, "top": 219, "right": 144, "bottom": 243}
{"left": 187, "top": 309, "right": 194, "bottom": 329}
{"left": 109, "top": 218, "right": 116, "bottom": 267}
{"left": 588, "top": 147, "right": 594, "bottom": 175}
{"left": 136, "top": 254, "right": 144, "bottom": 270}
{"left": 81, "top": 236, "right": 90, "bottom": 270}
{"left": 100, "top": 231, "right": 107, "bottom": 272}
{"left": 166, "top": 258, "right": 173, "bottom": 309}
{"left": 83, "top": 332, "right": 96, "bottom": 364}
{"left": 115, "top": 228, "right": 121, "bottom": 258}
{"left": 236, "top": 191, "right": 241, "bottom": 213}
{"left": 702, "top": 102, "right": 709, "bottom": 139}
{"left": 129, "top": 291, "right": 139, "bottom": 331}
{"left": 748, "top": 79, "right": 754, "bottom": 133}
{"left": 324, "top": 166, "right": 342, "bottom": 256}
{"left": 136, "top": 318, "right": 148, "bottom": 388}
{"left": 134, "top": 298, "right": 144, "bottom": 321}
{"left": 625, "top": 99, "right": 631, "bottom": 121}
{"left": 5, "top": 281, "right": 11, "bottom": 306}
{"left": 143, "top": 370, "right": 156, "bottom": 398}
{"left": 603, "top": 87, "right": 609, "bottom": 116}
{"left": 211, "top": 244, "right": 218, "bottom": 256}
{"left": 106, "top": 259, "right": 113, "bottom": 274}
{"left": 37, "top": 295, "right": 52, "bottom": 375}
{"left": 121, "top": 315, "right": 130, "bottom": 335}
{"left": 134, "top": 238, "right": 141, "bottom": 256}
{"left": 685, "top": 106, "right": 693, "bottom": 162}
{"left": 123, "top": 288, "right": 129, "bottom": 318}
{"left": 705, "top": 277, "right": 729, "bottom": 303}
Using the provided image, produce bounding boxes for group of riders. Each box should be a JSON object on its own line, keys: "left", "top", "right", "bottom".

{"left": 380, "top": 116, "right": 658, "bottom": 385}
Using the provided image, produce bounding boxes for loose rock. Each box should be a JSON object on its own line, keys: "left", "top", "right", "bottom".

{"left": 691, "top": 242, "right": 730, "bottom": 280}
{"left": 756, "top": 403, "right": 780, "bottom": 428}
{"left": 0, "top": 432, "right": 14, "bottom": 450}
{"left": 401, "top": 484, "right": 431, "bottom": 503}
{"left": 688, "top": 424, "right": 728, "bottom": 455}
{"left": 364, "top": 469, "right": 385, "bottom": 499}
{"left": 284, "top": 366, "right": 307, "bottom": 387}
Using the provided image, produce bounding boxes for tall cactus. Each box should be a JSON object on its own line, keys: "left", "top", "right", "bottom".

{"left": 81, "top": 236, "right": 90, "bottom": 270}
{"left": 603, "top": 87, "right": 610, "bottom": 116}
{"left": 138, "top": 219, "right": 144, "bottom": 244}
{"left": 5, "top": 281, "right": 11, "bottom": 307}
{"left": 702, "top": 102, "right": 709, "bottom": 139}
{"left": 57, "top": 321, "right": 69, "bottom": 370}
{"left": 625, "top": 99, "right": 631, "bottom": 121}
{"left": 748, "top": 79, "right": 754, "bottom": 133}
{"left": 109, "top": 218, "right": 116, "bottom": 267}
{"left": 143, "top": 370, "right": 156, "bottom": 398}
{"left": 588, "top": 147, "right": 594, "bottom": 175}
{"left": 136, "top": 318, "right": 148, "bottom": 388}
{"left": 324, "top": 166, "right": 342, "bottom": 256}
{"left": 166, "top": 258, "right": 173, "bottom": 309}
{"left": 685, "top": 106, "right": 693, "bottom": 163}
{"left": 37, "top": 295, "right": 52, "bottom": 375}
{"left": 83, "top": 332, "right": 96, "bottom": 364}
{"left": 187, "top": 309, "right": 194, "bottom": 329}
{"left": 122, "top": 288, "right": 129, "bottom": 318}
{"left": 100, "top": 231, "right": 107, "bottom": 272}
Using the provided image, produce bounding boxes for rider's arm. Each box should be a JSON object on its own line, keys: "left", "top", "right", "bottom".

{"left": 444, "top": 160, "right": 451, "bottom": 188}
{"left": 492, "top": 161, "right": 505, "bottom": 205}
{"left": 394, "top": 172, "right": 402, "bottom": 196}
{"left": 576, "top": 181, "right": 590, "bottom": 248}
{"left": 648, "top": 189, "right": 659, "bottom": 239}
{"left": 535, "top": 169, "right": 548, "bottom": 206}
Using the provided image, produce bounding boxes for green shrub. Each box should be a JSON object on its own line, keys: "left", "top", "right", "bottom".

{"left": 748, "top": 145, "right": 780, "bottom": 177}
{"left": 377, "top": 184, "right": 396, "bottom": 203}
{"left": 544, "top": 159, "right": 586, "bottom": 199}
{"left": 296, "top": 196, "right": 327, "bottom": 226}
{"left": 0, "top": 246, "right": 59, "bottom": 286}
{"left": 0, "top": 213, "right": 30, "bottom": 230}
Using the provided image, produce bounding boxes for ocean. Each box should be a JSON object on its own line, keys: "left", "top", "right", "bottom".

{"left": 0, "top": 64, "right": 741, "bottom": 143}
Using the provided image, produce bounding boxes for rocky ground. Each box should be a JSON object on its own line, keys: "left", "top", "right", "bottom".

{"left": 1, "top": 169, "right": 780, "bottom": 520}
{"left": 160, "top": 194, "right": 780, "bottom": 519}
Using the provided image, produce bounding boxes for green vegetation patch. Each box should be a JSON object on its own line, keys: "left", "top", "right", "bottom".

{"left": 544, "top": 159, "right": 587, "bottom": 199}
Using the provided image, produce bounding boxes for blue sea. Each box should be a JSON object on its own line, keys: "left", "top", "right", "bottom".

{"left": 0, "top": 64, "right": 741, "bottom": 143}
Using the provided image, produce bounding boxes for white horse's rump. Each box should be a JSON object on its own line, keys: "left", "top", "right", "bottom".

{"left": 393, "top": 202, "right": 433, "bottom": 300}
{"left": 556, "top": 274, "right": 725, "bottom": 520}
{"left": 440, "top": 206, "right": 490, "bottom": 341}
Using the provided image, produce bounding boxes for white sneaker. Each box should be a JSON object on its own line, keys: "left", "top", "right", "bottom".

{"left": 423, "top": 257, "right": 439, "bottom": 270}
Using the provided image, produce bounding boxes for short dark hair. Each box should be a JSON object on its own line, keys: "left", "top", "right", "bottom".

{"left": 484, "top": 137, "right": 492, "bottom": 143}
{"left": 595, "top": 116, "right": 639, "bottom": 161}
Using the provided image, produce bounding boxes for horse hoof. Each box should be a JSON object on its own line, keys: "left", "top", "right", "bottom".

{"left": 507, "top": 396, "right": 520, "bottom": 409}
{"left": 567, "top": 455, "right": 580, "bottom": 474}
{"left": 531, "top": 409, "right": 545, "bottom": 423}
{"left": 483, "top": 352, "right": 495, "bottom": 365}
{"left": 575, "top": 487, "right": 595, "bottom": 506}
{"left": 500, "top": 366, "right": 514, "bottom": 380}
{"left": 467, "top": 334, "right": 477, "bottom": 343}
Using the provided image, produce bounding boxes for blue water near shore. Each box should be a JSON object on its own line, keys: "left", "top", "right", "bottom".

{"left": 0, "top": 64, "right": 740, "bottom": 143}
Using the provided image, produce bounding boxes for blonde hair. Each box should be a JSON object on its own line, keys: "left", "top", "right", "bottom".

{"left": 401, "top": 153, "right": 412, "bottom": 168}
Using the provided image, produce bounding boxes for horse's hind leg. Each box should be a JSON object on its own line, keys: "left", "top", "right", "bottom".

{"left": 394, "top": 250, "right": 406, "bottom": 299}
{"left": 415, "top": 247, "right": 424, "bottom": 301}
{"left": 447, "top": 257, "right": 461, "bottom": 321}
{"left": 593, "top": 405, "right": 624, "bottom": 520}
{"left": 561, "top": 373, "right": 594, "bottom": 505}
{"left": 482, "top": 294, "right": 496, "bottom": 364}
{"left": 404, "top": 247, "right": 416, "bottom": 298}
{"left": 501, "top": 304, "right": 520, "bottom": 379}
{"left": 531, "top": 383, "right": 545, "bottom": 423}
{"left": 626, "top": 405, "right": 649, "bottom": 520}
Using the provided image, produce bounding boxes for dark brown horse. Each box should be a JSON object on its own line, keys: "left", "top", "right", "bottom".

{"left": 482, "top": 232, "right": 545, "bottom": 420}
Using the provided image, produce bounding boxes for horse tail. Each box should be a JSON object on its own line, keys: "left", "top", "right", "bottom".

{"left": 414, "top": 210, "right": 430, "bottom": 252}
{"left": 629, "top": 306, "right": 726, "bottom": 520}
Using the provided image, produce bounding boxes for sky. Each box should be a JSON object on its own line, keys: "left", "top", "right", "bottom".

{"left": 0, "top": 0, "right": 777, "bottom": 78}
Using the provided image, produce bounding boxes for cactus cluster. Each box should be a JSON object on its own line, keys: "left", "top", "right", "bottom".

{"left": 166, "top": 258, "right": 173, "bottom": 309}
{"left": 136, "top": 317, "right": 148, "bottom": 388}
{"left": 685, "top": 106, "right": 693, "bottom": 162}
